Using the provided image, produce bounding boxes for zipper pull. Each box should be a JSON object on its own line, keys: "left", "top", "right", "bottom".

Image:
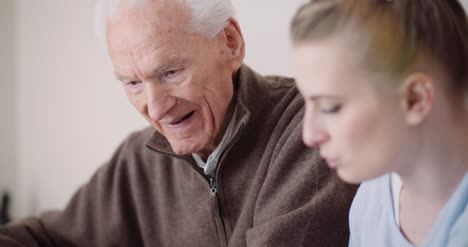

{"left": 209, "top": 177, "right": 221, "bottom": 218}
{"left": 209, "top": 177, "right": 217, "bottom": 194}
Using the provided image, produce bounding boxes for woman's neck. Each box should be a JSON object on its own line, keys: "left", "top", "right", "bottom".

{"left": 396, "top": 122, "right": 468, "bottom": 245}
{"left": 398, "top": 124, "right": 468, "bottom": 204}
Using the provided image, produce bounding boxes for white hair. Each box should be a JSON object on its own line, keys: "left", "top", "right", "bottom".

{"left": 94, "top": 0, "right": 235, "bottom": 49}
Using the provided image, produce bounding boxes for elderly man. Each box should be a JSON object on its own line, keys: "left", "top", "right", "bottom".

{"left": 0, "top": 0, "right": 357, "bottom": 246}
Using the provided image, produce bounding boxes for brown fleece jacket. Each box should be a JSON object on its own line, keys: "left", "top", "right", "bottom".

{"left": 0, "top": 65, "right": 358, "bottom": 247}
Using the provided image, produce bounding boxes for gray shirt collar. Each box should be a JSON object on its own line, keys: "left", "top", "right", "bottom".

{"left": 192, "top": 104, "right": 239, "bottom": 175}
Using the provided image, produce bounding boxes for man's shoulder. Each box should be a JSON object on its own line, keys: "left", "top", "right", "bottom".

{"left": 110, "top": 126, "right": 157, "bottom": 159}
{"left": 239, "top": 65, "right": 303, "bottom": 119}
{"left": 262, "top": 74, "right": 296, "bottom": 89}
{"left": 255, "top": 71, "right": 299, "bottom": 102}
{"left": 121, "top": 126, "right": 155, "bottom": 148}
{"left": 236, "top": 65, "right": 306, "bottom": 155}
{"left": 93, "top": 126, "right": 170, "bottom": 182}
{"left": 238, "top": 64, "right": 300, "bottom": 103}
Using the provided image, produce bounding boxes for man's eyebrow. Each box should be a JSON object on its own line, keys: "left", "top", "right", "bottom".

{"left": 114, "top": 72, "right": 136, "bottom": 82}
{"left": 152, "top": 64, "right": 172, "bottom": 75}
{"left": 113, "top": 61, "right": 189, "bottom": 81}
{"left": 154, "top": 61, "right": 185, "bottom": 74}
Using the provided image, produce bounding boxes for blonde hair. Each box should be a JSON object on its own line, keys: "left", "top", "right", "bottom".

{"left": 291, "top": 0, "right": 468, "bottom": 92}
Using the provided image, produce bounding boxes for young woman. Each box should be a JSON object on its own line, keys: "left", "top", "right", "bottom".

{"left": 290, "top": 0, "right": 468, "bottom": 246}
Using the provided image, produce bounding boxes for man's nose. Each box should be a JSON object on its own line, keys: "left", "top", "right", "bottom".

{"left": 146, "top": 84, "right": 177, "bottom": 122}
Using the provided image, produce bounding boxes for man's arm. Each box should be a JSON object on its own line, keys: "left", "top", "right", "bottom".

{"left": 0, "top": 217, "right": 58, "bottom": 247}
{"left": 0, "top": 136, "right": 137, "bottom": 247}
{"left": 0, "top": 168, "right": 113, "bottom": 247}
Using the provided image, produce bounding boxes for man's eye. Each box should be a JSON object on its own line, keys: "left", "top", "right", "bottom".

{"left": 127, "top": 81, "right": 141, "bottom": 86}
{"left": 161, "top": 68, "right": 187, "bottom": 84}
{"left": 164, "top": 69, "right": 181, "bottom": 78}
{"left": 320, "top": 104, "right": 342, "bottom": 114}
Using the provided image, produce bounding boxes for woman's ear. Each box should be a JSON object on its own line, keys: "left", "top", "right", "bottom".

{"left": 400, "top": 73, "right": 435, "bottom": 125}
{"left": 221, "top": 18, "right": 245, "bottom": 71}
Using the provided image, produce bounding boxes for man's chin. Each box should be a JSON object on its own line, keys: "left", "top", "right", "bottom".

{"left": 168, "top": 139, "right": 203, "bottom": 156}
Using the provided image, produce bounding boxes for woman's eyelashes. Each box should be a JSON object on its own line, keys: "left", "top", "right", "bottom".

{"left": 319, "top": 103, "right": 342, "bottom": 114}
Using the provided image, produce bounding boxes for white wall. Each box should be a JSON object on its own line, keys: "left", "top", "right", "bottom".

{"left": 14, "top": 0, "right": 148, "bottom": 219}
{"left": 234, "top": 0, "right": 308, "bottom": 77}
{"left": 8, "top": 0, "right": 307, "bottom": 220}
{"left": 0, "top": 0, "right": 17, "bottom": 218}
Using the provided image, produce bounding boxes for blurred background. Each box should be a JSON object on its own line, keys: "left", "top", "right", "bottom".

{"left": 0, "top": 0, "right": 309, "bottom": 221}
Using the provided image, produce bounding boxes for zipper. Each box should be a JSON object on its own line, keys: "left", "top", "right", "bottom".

{"left": 209, "top": 177, "right": 218, "bottom": 194}
{"left": 210, "top": 176, "right": 222, "bottom": 220}
{"left": 207, "top": 123, "right": 245, "bottom": 245}
{"left": 209, "top": 176, "right": 225, "bottom": 245}
{"left": 146, "top": 123, "right": 246, "bottom": 246}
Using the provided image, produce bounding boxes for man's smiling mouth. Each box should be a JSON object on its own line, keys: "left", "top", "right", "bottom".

{"left": 169, "top": 111, "right": 196, "bottom": 127}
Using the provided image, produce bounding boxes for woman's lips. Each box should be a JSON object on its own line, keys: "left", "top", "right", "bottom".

{"left": 323, "top": 157, "right": 339, "bottom": 169}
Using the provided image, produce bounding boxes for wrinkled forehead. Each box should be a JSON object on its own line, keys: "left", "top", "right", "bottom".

{"left": 105, "top": 0, "right": 196, "bottom": 76}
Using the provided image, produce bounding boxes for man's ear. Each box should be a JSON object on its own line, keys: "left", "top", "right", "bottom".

{"left": 400, "top": 73, "right": 435, "bottom": 125}
{"left": 221, "top": 18, "right": 245, "bottom": 71}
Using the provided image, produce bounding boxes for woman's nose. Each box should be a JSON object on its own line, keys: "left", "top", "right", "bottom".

{"left": 302, "top": 110, "right": 330, "bottom": 148}
{"left": 303, "top": 128, "right": 330, "bottom": 147}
